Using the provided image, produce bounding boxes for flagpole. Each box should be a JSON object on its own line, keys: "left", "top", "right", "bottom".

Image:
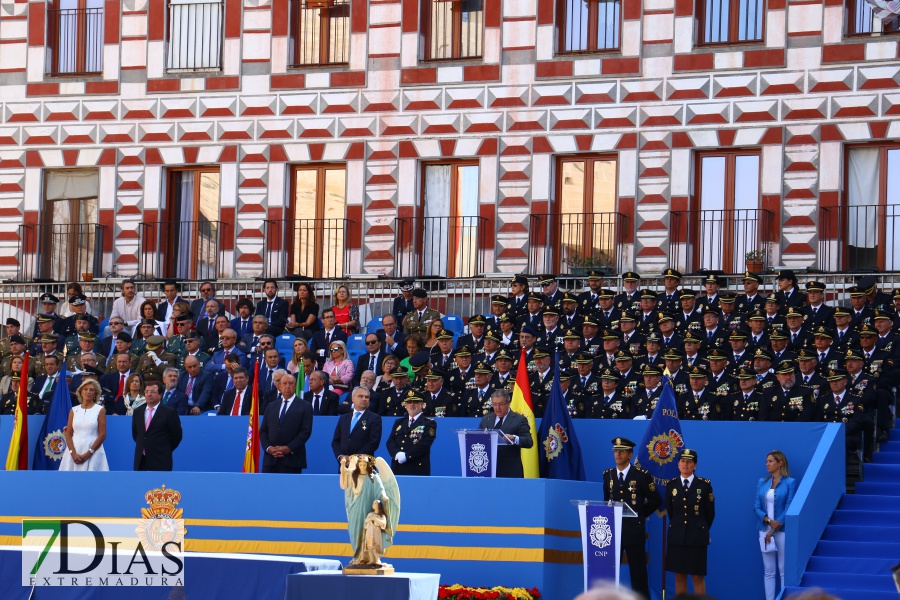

{"left": 661, "top": 514, "right": 667, "bottom": 600}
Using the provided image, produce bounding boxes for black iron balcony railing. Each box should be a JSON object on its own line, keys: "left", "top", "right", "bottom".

{"left": 819, "top": 204, "right": 900, "bottom": 272}
{"left": 17, "top": 223, "right": 106, "bottom": 282}
{"left": 139, "top": 220, "right": 223, "bottom": 279}
{"left": 166, "top": 0, "right": 223, "bottom": 71}
{"left": 394, "top": 216, "right": 487, "bottom": 278}
{"left": 288, "top": 0, "right": 350, "bottom": 67}
{"left": 669, "top": 208, "right": 773, "bottom": 274}
{"left": 46, "top": 7, "right": 104, "bottom": 76}
{"left": 528, "top": 212, "right": 628, "bottom": 276}
{"left": 263, "top": 218, "right": 350, "bottom": 279}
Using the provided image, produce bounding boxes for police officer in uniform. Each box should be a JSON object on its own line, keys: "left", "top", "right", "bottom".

{"left": 386, "top": 390, "right": 437, "bottom": 475}
{"left": 666, "top": 448, "right": 715, "bottom": 596}
{"left": 603, "top": 437, "right": 661, "bottom": 599}
{"left": 379, "top": 367, "right": 412, "bottom": 417}
{"left": 31, "top": 334, "right": 64, "bottom": 379}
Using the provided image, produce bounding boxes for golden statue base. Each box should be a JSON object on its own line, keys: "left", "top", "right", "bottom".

{"left": 343, "top": 565, "right": 395, "bottom": 576}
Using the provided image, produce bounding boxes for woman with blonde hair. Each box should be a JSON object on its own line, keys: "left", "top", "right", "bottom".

{"left": 322, "top": 339, "right": 354, "bottom": 395}
{"left": 59, "top": 379, "right": 109, "bottom": 471}
{"left": 755, "top": 449, "right": 797, "bottom": 600}
{"left": 287, "top": 337, "right": 310, "bottom": 375}
{"left": 331, "top": 284, "right": 360, "bottom": 334}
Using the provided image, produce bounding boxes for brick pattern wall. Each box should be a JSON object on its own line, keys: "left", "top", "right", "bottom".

{"left": 1, "top": 0, "right": 900, "bottom": 278}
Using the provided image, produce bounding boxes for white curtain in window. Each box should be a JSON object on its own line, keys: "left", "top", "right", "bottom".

{"left": 176, "top": 172, "right": 196, "bottom": 278}
{"left": 45, "top": 170, "right": 99, "bottom": 201}
{"left": 167, "top": 0, "right": 223, "bottom": 70}
{"left": 847, "top": 148, "right": 879, "bottom": 250}
{"left": 424, "top": 165, "right": 451, "bottom": 277}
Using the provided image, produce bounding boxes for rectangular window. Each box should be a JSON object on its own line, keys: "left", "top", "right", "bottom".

{"left": 422, "top": 0, "right": 484, "bottom": 61}
{"left": 141, "top": 168, "right": 221, "bottom": 279}
{"left": 396, "top": 162, "right": 484, "bottom": 277}
{"left": 166, "top": 0, "right": 224, "bottom": 71}
{"left": 46, "top": 0, "right": 104, "bottom": 76}
{"left": 557, "top": 0, "right": 621, "bottom": 53}
{"left": 541, "top": 156, "right": 621, "bottom": 274}
{"left": 847, "top": 0, "right": 900, "bottom": 35}
{"left": 699, "top": 0, "right": 764, "bottom": 44}
{"left": 680, "top": 151, "right": 766, "bottom": 273}
{"left": 23, "top": 170, "right": 104, "bottom": 282}
{"left": 842, "top": 146, "right": 900, "bottom": 270}
{"left": 289, "top": 0, "right": 351, "bottom": 67}
{"left": 286, "top": 165, "right": 348, "bottom": 278}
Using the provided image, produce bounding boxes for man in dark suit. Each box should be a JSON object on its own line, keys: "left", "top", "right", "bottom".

{"left": 255, "top": 348, "right": 282, "bottom": 398}
{"left": 377, "top": 314, "right": 407, "bottom": 360}
{"left": 254, "top": 279, "right": 289, "bottom": 336}
{"left": 156, "top": 279, "right": 186, "bottom": 323}
{"left": 31, "top": 355, "right": 71, "bottom": 413}
{"left": 260, "top": 373, "right": 313, "bottom": 474}
{"left": 205, "top": 330, "right": 246, "bottom": 373}
{"left": 603, "top": 437, "right": 661, "bottom": 599}
{"left": 304, "top": 371, "right": 340, "bottom": 416}
{"left": 97, "top": 317, "right": 127, "bottom": 359}
{"left": 352, "top": 333, "right": 390, "bottom": 388}
{"left": 310, "top": 309, "right": 348, "bottom": 367}
{"left": 392, "top": 280, "right": 416, "bottom": 323}
{"left": 132, "top": 381, "right": 183, "bottom": 471}
{"left": 386, "top": 391, "right": 437, "bottom": 475}
{"left": 190, "top": 281, "right": 226, "bottom": 322}
{"left": 100, "top": 353, "right": 134, "bottom": 406}
{"left": 477, "top": 389, "right": 533, "bottom": 478}
{"left": 331, "top": 386, "right": 382, "bottom": 460}
{"left": 178, "top": 355, "right": 213, "bottom": 414}
{"left": 217, "top": 367, "right": 252, "bottom": 416}
{"left": 161, "top": 368, "right": 189, "bottom": 415}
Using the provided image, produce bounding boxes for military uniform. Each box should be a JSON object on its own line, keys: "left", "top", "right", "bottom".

{"left": 767, "top": 387, "right": 815, "bottom": 422}
{"left": 528, "top": 368, "right": 553, "bottom": 418}
{"left": 401, "top": 307, "right": 441, "bottom": 337}
{"left": 731, "top": 388, "right": 765, "bottom": 421}
{"left": 591, "top": 387, "right": 632, "bottom": 419}
{"left": 31, "top": 352, "right": 64, "bottom": 379}
{"left": 135, "top": 338, "right": 177, "bottom": 381}
{"left": 818, "top": 388, "right": 866, "bottom": 453}
{"left": 385, "top": 394, "right": 437, "bottom": 476}
{"left": 66, "top": 351, "right": 107, "bottom": 374}
{"left": 666, "top": 455, "right": 715, "bottom": 576}
{"left": 632, "top": 383, "right": 663, "bottom": 418}
{"left": 0, "top": 335, "right": 31, "bottom": 358}
{"left": 0, "top": 353, "right": 27, "bottom": 378}
{"left": 603, "top": 437, "right": 661, "bottom": 599}
{"left": 105, "top": 352, "right": 139, "bottom": 374}
{"left": 380, "top": 382, "right": 412, "bottom": 417}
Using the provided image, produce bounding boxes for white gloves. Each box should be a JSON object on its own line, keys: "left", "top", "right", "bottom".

{"left": 395, "top": 452, "right": 407, "bottom": 464}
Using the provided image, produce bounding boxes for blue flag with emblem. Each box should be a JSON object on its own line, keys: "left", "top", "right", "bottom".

{"left": 633, "top": 378, "right": 685, "bottom": 495}
{"left": 32, "top": 361, "right": 71, "bottom": 470}
{"left": 538, "top": 354, "right": 586, "bottom": 480}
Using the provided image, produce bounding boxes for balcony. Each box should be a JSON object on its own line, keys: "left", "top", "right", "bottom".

{"left": 46, "top": 6, "right": 104, "bottom": 76}
{"left": 669, "top": 208, "right": 774, "bottom": 274}
{"left": 139, "top": 220, "right": 223, "bottom": 279}
{"left": 528, "top": 212, "right": 629, "bottom": 276}
{"left": 17, "top": 223, "right": 106, "bottom": 282}
{"left": 287, "top": 0, "right": 351, "bottom": 67}
{"left": 819, "top": 204, "right": 900, "bottom": 272}
{"left": 394, "top": 216, "right": 488, "bottom": 278}
{"left": 166, "top": 0, "right": 223, "bottom": 72}
{"left": 263, "top": 218, "right": 350, "bottom": 279}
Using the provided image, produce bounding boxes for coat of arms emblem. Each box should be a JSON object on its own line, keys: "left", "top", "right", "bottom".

{"left": 468, "top": 442, "right": 489, "bottom": 474}
{"left": 589, "top": 515, "right": 612, "bottom": 549}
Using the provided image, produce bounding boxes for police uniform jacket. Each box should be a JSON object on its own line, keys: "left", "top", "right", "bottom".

{"left": 666, "top": 476, "right": 715, "bottom": 547}
{"left": 386, "top": 414, "right": 437, "bottom": 476}
{"left": 775, "top": 289, "right": 805, "bottom": 311}
{"left": 603, "top": 464, "right": 662, "bottom": 545}
{"left": 596, "top": 308, "right": 622, "bottom": 329}
{"left": 577, "top": 290, "right": 602, "bottom": 315}
{"left": 423, "top": 386, "right": 456, "bottom": 417}
{"left": 465, "top": 385, "right": 495, "bottom": 418}
{"left": 528, "top": 369, "right": 553, "bottom": 417}
{"left": 631, "top": 385, "right": 663, "bottom": 418}
{"left": 590, "top": 390, "right": 632, "bottom": 419}
{"left": 560, "top": 313, "right": 585, "bottom": 332}
{"left": 731, "top": 389, "right": 766, "bottom": 421}
{"left": 490, "top": 372, "right": 515, "bottom": 394}
{"left": 657, "top": 290, "right": 682, "bottom": 314}
{"left": 767, "top": 387, "right": 815, "bottom": 422}
{"left": 850, "top": 306, "right": 873, "bottom": 328}
{"left": 620, "top": 332, "right": 645, "bottom": 357}
{"left": 680, "top": 388, "right": 729, "bottom": 421}
{"left": 735, "top": 293, "right": 766, "bottom": 314}
{"left": 615, "top": 291, "right": 641, "bottom": 313}
{"left": 380, "top": 386, "right": 410, "bottom": 417}
{"left": 803, "top": 304, "right": 836, "bottom": 331}
{"left": 675, "top": 311, "right": 702, "bottom": 336}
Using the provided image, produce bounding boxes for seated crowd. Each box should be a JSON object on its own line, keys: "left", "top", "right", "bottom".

{"left": 2, "top": 269, "right": 896, "bottom": 460}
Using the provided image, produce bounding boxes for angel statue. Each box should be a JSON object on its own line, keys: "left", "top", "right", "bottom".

{"left": 339, "top": 454, "right": 401, "bottom": 572}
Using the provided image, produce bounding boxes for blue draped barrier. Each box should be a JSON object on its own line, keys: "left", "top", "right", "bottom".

{"left": 0, "top": 417, "right": 844, "bottom": 600}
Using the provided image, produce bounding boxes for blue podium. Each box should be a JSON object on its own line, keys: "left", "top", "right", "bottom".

{"left": 284, "top": 571, "right": 440, "bottom": 600}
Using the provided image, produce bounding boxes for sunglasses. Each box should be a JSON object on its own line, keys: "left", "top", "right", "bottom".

{"left": 330, "top": 347, "right": 342, "bottom": 352}
{"left": 365, "top": 340, "right": 379, "bottom": 345}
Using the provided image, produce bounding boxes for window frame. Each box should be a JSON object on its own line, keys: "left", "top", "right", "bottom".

{"left": 46, "top": 0, "right": 105, "bottom": 76}
{"left": 421, "top": 0, "right": 485, "bottom": 62}
{"left": 845, "top": 0, "right": 900, "bottom": 36}
{"left": 38, "top": 168, "right": 102, "bottom": 282}
{"left": 288, "top": 0, "right": 352, "bottom": 68}
{"left": 696, "top": 0, "right": 767, "bottom": 46}
{"left": 287, "top": 163, "right": 348, "bottom": 279}
{"left": 160, "top": 166, "right": 222, "bottom": 279}
{"left": 555, "top": 0, "right": 623, "bottom": 55}
{"left": 165, "top": 0, "right": 225, "bottom": 72}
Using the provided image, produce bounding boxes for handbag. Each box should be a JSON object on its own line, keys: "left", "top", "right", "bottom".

{"left": 759, "top": 530, "right": 777, "bottom": 553}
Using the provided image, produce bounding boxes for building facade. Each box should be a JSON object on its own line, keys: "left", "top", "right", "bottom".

{"left": 0, "top": 0, "right": 898, "bottom": 282}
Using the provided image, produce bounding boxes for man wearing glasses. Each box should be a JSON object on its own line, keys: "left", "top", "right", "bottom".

{"left": 477, "top": 390, "right": 533, "bottom": 478}
{"left": 190, "top": 281, "right": 225, "bottom": 320}
{"left": 310, "top": 309, "right": 348, "bottom": 368}
{"left": 205, "top": 329, "right": 247, "bottom": 373}
{"left": 352, "top": 333, "right": 390, "bottom": 388}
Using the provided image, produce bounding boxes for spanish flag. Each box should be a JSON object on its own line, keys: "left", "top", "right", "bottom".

{"left": 242, "top": 358, "right": 261, "bottom": 473}
{"left": 5, "top": 352, "right": 30, "bottom": 470}
{"left": 512, "top": 348, "right": 539, "bottom": 478}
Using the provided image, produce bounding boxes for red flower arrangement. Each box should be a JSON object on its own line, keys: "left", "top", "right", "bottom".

{"left": 438, "top": 584, "right": 541, "bottom": 600}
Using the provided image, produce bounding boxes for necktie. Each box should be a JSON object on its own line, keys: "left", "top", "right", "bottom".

{"left": 839, "top": 330, "right": 844, "bottom": 341}
{"left": 604, "top": 395, "right": 610, "bottom": 403}
{"left": 619, "top": 472, "right": 625, "bottom": 484}
{"left": 688, "top": 357, "right": 694, "bottom": 366}
{"left": 209, "top": 317, "right": 214, "bottom": 331}
{"left": 186, "top": 377, "right": 194, "bottom": 399}
{"left": 665, "top": 337, "right": 670, "bottom": 345}
{"left": 820, "top": 352, "right": 826, "bottom": 362}
{"left": 117, "top": 373, "right": 126, "bottom": 398}
{"left": 313, "top": 394, "right": 320, "bottom": 415}
{"left": 418, "top": 311, "right": 423, "bottom": 320}
{"left": 745, "top": 394, "right": 750, "bottom": 401}
{"left": 324, "top": 331, "right": 331, "bottom": 348}
{"left": 162, "top": 391, "right": 170, "bottom": 405}
{"left": 694, "top": 393, "right": 700, "bottom": 401}
{"left": 582, "top": 376, "right": 588, "bottom": 387}
{"left": 279, "top": 399, "right": 289, "bottom": 422}
{"left": 813, "top": 307, "right": 818, "bottom": 315}
{"left": 479, "top": 390, "right": 485, "bottom": 401}
{"left": 835, "top": 394, "right": 842, "bottom": 404}
{"left": 144, "top": 406, "right": 154, "bottom": 430}
{"left": 252, "top": 336, "right": 259, "bottom": 348}
{"left": 667, "top": 295, "right": 672, "bottom": 302}
{"left": 369, "top": 355, "right": 376, "bottom": 371}
{"left": 265, "top": 370, "right": 272, "bottom": 391}
{"left": 792, "top": 333, "right": 797, "bottom": 344}
{"left": 494, "top": 416, "right": 503, "bottom": 429}
{"left": 266, "top": 302, "right": 273, "bottom": 319}
{"left": 708, "top": 331, "right": 713, "bottom": 341}
{"left": 351, "top": 411, "right": 361, "bottom": 430}
{"left": 768, "top": 317, "right": 774, "bottom": 324}
{"left": 409, "top": 418, "right": 415, "bottom": 427}
{"left": 804, "top": 375, "right": 810, "bottom": 384}
{"left": 231, "top": 390, "right": 242, "bottom": 416}
{"left": 41, "top": 377, "right": 53, "bottom": 396}
{"left": 225, "top": 376, "right": 234, "bottom": 391}
{"left": 866, "top": 352, "right": 871, "bottom": 360}
{"left": 754, "top": 337, "right": 759, "bottom": 344}
{"left": 605, "top": 312, "right": 610, "bottom": 320}
{"left": 683, "top": 479, "right": 689, "bottom": 491}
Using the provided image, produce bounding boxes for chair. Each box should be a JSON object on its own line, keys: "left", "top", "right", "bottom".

{"left": 366, "top": 316, "right": 383, "bottom": 335}
{"left": 347, "top": 334, "right": 366, "bottom": 365}
{"left": 442, "top": 315, "right": 465, "bottom": 337}
{"left": 275, "top": 334, "right": 295, "bottom": 364}
{"left": 98, "top": 318, "right": 110, "bottom": 339}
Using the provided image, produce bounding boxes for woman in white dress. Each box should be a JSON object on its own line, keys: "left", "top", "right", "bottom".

{"left": 59, "top": 379, "right": 109, "bottom": 472}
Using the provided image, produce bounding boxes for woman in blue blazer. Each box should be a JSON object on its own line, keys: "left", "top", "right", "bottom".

{"left": 754, "top": 450, "right": 797, "bottom": 600}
